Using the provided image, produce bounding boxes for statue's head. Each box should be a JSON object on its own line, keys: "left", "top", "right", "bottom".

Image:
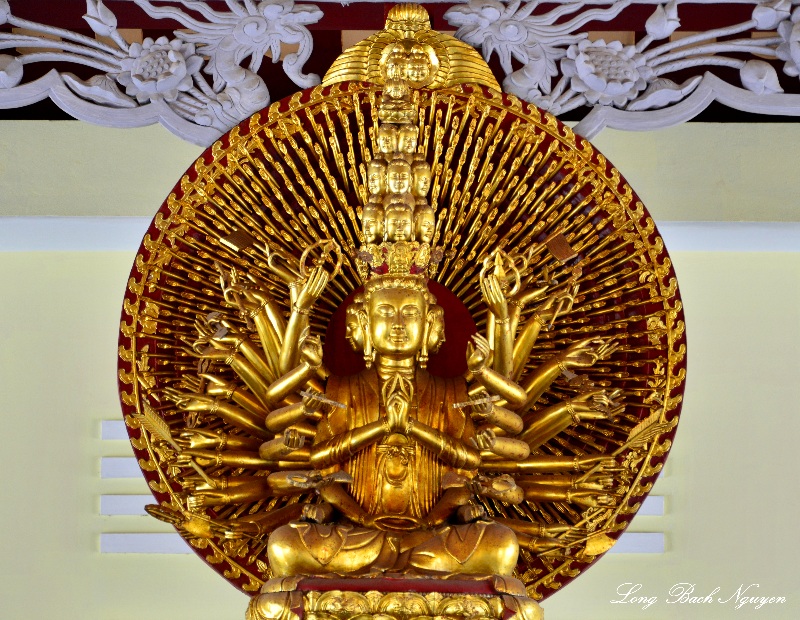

{"left": 383, "top": 78, "right": 410, "bottom": 101}
{"left": 386, "top": 158, "right": 412, "bottom": 195}
{"left": 362, "top": 204, "right": 385, "bottom": 244}
{"left": 406, "top": 44, "right": 437, "bottom": 86}
{"left": 356, "top": 277, "right": 444, "bottom": 366}
{"left": 397, "top": 124, "right": 418, "bottom": 155}
{"left": 367, "top": 159, "right": 387, "bottom": 196}
{"left": 411, "top": 161, "right": 431, "bottom": 198}
{"left": 415, "top": 205, "right": 435, "bottom": 243}
{"left": 384, "top": 200, "right": 414, "bottom": 242}
{"left": 376, "top": 125, "right": 398, "bottom": 155}
{"left": 345, "top": 297, "right": 365, "bottom": 351}
{"left": 382, "top": 44, "right": 409, "bottom": 81}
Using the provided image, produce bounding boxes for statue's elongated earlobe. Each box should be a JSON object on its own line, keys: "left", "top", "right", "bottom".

{"left": 360, "top": 311, "right": 375, "bottom": 368}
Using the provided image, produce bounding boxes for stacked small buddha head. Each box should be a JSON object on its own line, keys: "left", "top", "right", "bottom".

{"left": 359, "top": 101, "right": 437, "bottom": 279}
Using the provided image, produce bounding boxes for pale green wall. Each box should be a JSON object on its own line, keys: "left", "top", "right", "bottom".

{"left": 1, "top": 122, "right": 798, "bottom": 618}
{"left": 2, "top": 121, "right": 799, "bottom": 221}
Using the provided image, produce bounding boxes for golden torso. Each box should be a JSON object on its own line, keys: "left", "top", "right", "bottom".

{"left": 320, "top": 368, "right": 472, "bottom": 530}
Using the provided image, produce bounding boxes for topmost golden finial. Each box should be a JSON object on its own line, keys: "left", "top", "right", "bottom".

{"left": 385, "top": 3, "right": 431, "bottom": 32}
{"left": 322, "top": 3, "right": 500, "bottom": 91}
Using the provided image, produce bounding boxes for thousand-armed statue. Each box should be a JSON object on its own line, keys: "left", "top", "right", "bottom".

{"left": 119, "top": 5, "right": 686, "bottom": 619}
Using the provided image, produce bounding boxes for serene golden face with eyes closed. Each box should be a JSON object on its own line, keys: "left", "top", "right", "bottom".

{"left": 376, "top": 125, "right": 398, "bottom": 154}
{"left": 367, "top": 160, "right": 387, "bottom": 196}
{"left": 412, "top": 163, "right": 431, "bottom": 197}
{"left": 386, "top": 160, "right": 412, "bottom": 195}
{"left": 345, "top": 304, "right": 365, "bottom": 351}
{"left": 397, "top": 125, "right": 418, "bottom": 155}
{"left": 415, "top": 207, "right": 435, "bottom": 243}
{"left": 362, "top": 205, "right": 384, "bottom": 243}
{"left": 367, "top": 287, "right": 428, "bottom": 357}
{"left": 385, "top": 203, "right": 413, "bottom": 242}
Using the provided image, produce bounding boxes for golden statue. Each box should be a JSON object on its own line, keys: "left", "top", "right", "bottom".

{"left": 120, "top": 6, "right": 685, "bottom": 619}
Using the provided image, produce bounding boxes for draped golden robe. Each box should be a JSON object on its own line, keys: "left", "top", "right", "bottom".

{"left": 317, "top": 368, "right": 475, "bottom": 530}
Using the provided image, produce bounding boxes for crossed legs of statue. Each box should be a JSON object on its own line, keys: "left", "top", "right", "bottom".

{"left": 267, "top": 516, "right": 519, "bottom": 577}
{"left": 252, "top": 511, "right": 541, "bottom": 620}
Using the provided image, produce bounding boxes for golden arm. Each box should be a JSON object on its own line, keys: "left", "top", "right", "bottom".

{"left": 309, "top": 420, "right": 388, "bottom": 469}
{"left": 518, "top": 401, "right": 573, "bottom": 449}
{"left": 164, "top": 390, "right": 270, "bottom": 439}
{"left": 406, "top": 418, "right": 481, "bottom": 469}
{"left": 512, "top": 285, "right": 580, "bottom": 381}
{"left": 481, "top": 275, "right": 514, "bottom": 377}
{"left": 184, "top": 477, "right": 305, "bottom": 508}
{"left": 479, "top": 454, "right": 616, "bottom": 473}
{"left": 473, "top": 402, "right": 524, "bottom": 435}
{"left": 279, "top": 267, "right": 328, "bottom": 374}
{"left": 195, "top": 349, "right": 274, "bottom": 410}
{"left": 515, "top": 473, "right": 612, "bottom": 492}
{"left": 279, "top": 308, "right": 310, "bottom": 375}
{"left": 264, "top": 392, "right": 325, "bottom": 433}
{"left": 466, "top": 334, "right": 527, "bottom": 407}
{"left": 517, "top": 358, "right": 563, "bottom": 413}
{"left": 259, "top": 435, "right": 311, "bottom": 462}
{"left": 318, "top": 482, "right": 373, "bottom": 526}
{"left": 520, "top": 337, "right": 619, "bottom": 413}
{"left": 265, "top": 360, "right": 320, "bottom": 405}
{"left": 202, "top": 375, "right": 269, "bottom": 418}
{"left": 517, "top": 481, "right": 614, "bottom": 508}
{"left": 175, "top": 427, "right": 263, "bottom": 452}
{"left": 247, "top": 315, "right": 282, "bottom": 380}
{"left": 479, "top": 436, "right": 531, "bottom": 460}
{"left": 520, "top": 388, "right": 621, "bottom": 448}
{"left": 224, "top": 333, "right": 276, "bottom": 385}
{"left": 511, "top": 313, "right": 547, "bottom": 381}
{"left": 177, "top": 448, "right": 310, "bottom": 469}
{"left": 246, "top": 291, "right": 286, "bottom": 368}
{"left": 471, "top": 366, "right": 528, "bottom": 408}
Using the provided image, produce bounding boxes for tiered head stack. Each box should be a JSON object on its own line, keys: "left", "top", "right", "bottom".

{"left": 357, "top": 43, "right": 437, "bottom": 281}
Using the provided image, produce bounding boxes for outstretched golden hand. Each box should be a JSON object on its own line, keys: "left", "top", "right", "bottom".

{"left": 559, "top": 337, "right": 619, "bottom": 369}
{"left": 570, "top": 388, "right": 624, "bottom": 421}
{"left": 466, "top": 333, "right": 492, "bottom": 374}
{"left": 294, "top": 265, "right": 329, "bottom": 313}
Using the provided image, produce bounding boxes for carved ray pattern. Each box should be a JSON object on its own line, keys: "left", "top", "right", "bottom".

{"left": 2, "top": 1, "right": 800, "bottom": 142}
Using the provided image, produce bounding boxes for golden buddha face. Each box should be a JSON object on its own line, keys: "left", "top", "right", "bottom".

{"left": 397, "top": 125, "right": 418, "bottom": 155}
{"left": 387, "top": 160, "right": 412, "bottom": 195}
{"left": 426, "top": 304, "right": 445, "bottom": 353}
{"left": 385, "top": 203, "right": 413, "bottom": 242}
{"left": 362, "top": 205, "right": 384, "bottom": 244}
{"left": 412, "top": 163, "right": 431, "bottom": 197}
{"left": 383, "top": 46, "right": 408, "bottom": 81}
{"left": 367, "top": 287, "right": 427, "bottom": 357}
{"left": 415, "top": 207, "right": 435, "bottom": 243}
{"left": 376, "top": 125, "right": 398, "bottom": 155}
{"left": 406, "top": 45, "right": 436, "bottom": 86}
{"left": 345, "top": 304, "right": 365, "bottom": 351}
{"left": 367, "top": 160, "right": 387, "bottom": 196}
{"left": 383, "top": 79, "right": 410, "bottom": 101}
